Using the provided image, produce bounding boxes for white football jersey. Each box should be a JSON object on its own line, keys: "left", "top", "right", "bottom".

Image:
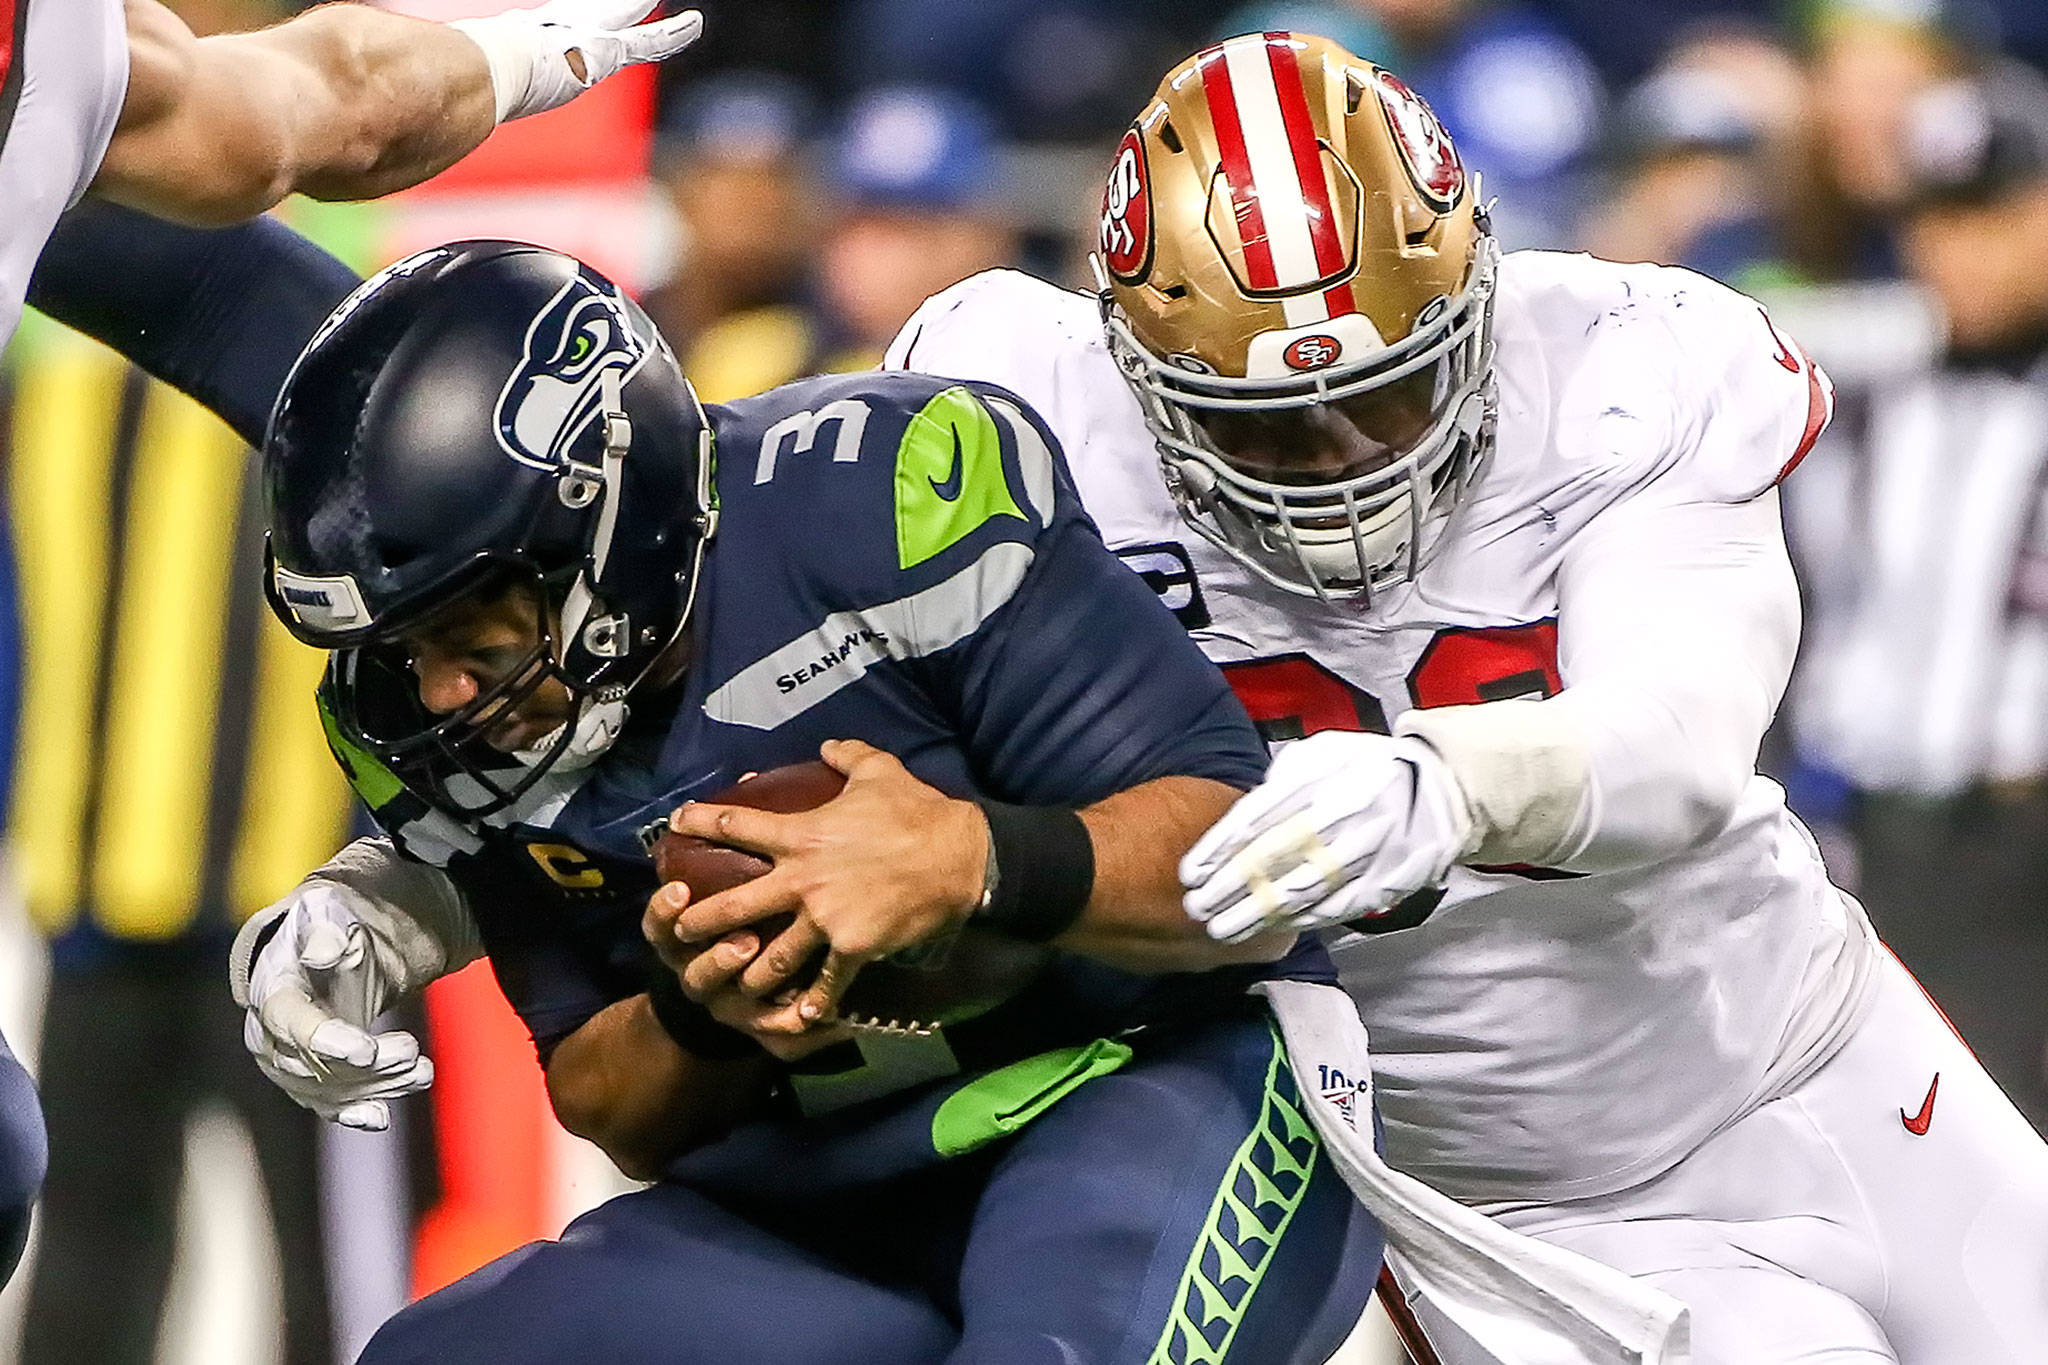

{"left": 888, "top": 252, "right": 1881, "bottom": 1203}
{"left": 0, "top": 0, "right": 129, "bottom": 350}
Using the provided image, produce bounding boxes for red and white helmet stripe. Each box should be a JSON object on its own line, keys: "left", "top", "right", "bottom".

{"left": 1196, "top": 34, "right": 1359, "bottom": 327}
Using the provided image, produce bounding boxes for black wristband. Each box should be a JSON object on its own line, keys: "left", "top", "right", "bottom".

{"left": 645, "top": 964, "right": 761, "bottom": 1062}
{"left": 972, "top": 802, "right": 1095, "bottom": 942}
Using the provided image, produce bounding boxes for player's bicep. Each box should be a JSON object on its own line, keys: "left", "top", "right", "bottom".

{"left": 1558, "top": 489, "right": 1800, "bottom": 705}
{"left": 1548, "top": 491, "right": 1799, "bottom": 864}
{"left": 97, "top": 0, "right": 299, "bottom": 223}
{"left": 1651, "top": 282, "right": 1835, "bottom": 504}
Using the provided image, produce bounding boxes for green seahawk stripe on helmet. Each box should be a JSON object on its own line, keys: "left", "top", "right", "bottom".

{"left": 317, "top": 690, "right": 482, "bottom": 866}
{"left": 1148, "top": 1027, "right": 1322, "bottom": 1365}
{"left": 318, "top": 692, "right": 405, "bottom": 809}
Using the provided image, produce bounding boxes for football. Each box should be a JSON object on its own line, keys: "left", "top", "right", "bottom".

{"left": 650, "top": 761, "right": 1054, "bottom": 1035}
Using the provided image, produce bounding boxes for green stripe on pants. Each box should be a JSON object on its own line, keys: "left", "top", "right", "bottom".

{"left": 1149, "top": 1027, "right": 1322, "bottom": 1365}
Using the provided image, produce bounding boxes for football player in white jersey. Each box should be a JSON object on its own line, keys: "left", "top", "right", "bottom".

{"left": 884, "top": 32, "right": 2048, "bottom": 1365}
{"left": 0, "top": 0, "right": 703, "bottom": 352}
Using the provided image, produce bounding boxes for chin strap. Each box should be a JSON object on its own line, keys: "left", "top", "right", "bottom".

{"left": 538, "top": 371, "right": 718, "bottom": 776}
{"left": 558, "top": 367, "right": 636, "bottom": 669}
{"left": 510, "top": 697, "right": 628, "bottom": 775}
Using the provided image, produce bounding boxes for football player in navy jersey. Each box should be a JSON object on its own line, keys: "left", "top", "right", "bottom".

{"left": 238, "top": 240, "right": 1381, "bottom": 1364}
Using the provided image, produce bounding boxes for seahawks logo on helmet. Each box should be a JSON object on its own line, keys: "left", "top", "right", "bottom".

{"left": 494, "top": 274, "right": 654, "bottom": 471}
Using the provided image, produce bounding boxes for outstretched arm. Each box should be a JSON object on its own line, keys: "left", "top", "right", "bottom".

{"left": 96, "top": 0, "right": 699, "bottom": 225}
{"left": 29, "top": 202, "right": 359, "bottom": 445}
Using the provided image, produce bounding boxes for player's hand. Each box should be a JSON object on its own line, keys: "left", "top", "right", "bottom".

{"left": 658, "top": 927, "right": 855, "bottom": 1064}
{"left": 1180, "top": 732, "right": 1475, "bottom": 943}
{"left": 452, "top": 2, "right": 703, "bottom": 124}
{"left": 231, "top": 882, "right": 434, "bottom": 1132}
{"left": 657, "top": 739, "right": 987, "bottom": 1024}
{"left": 641, "top": 878, "right": 824, "bottom": 1044}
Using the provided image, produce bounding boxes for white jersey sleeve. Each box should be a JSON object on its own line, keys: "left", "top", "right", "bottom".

{"left": 1549, "top": 489, "right": 1802, "bottom": 869}
{"left": 1407, "top": 260, "right": 1823, "bottom": 872}
{"left": 1399, "top": 489, "right": 1801, "bottom": 873}
{"left": 1540, "top": 256, "right": 1835, "bottom": 509}
{"left": 885, "top": 269, "right": 1109, "bottom": 448}
{"left": 0, "top": 0, "right": 130, "bottom": 349}
{"left": 1543, "top": 266, "right": 1823, "bottom": 866}
{"left": 885, "top": 270, "right": 1076, "bottom": 391}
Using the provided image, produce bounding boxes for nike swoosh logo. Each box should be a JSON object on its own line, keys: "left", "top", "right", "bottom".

{"left": 929, "top": 429, "right": 965, "bottom": 502}
{"left": 1901, "top": 1073, "right": 1940, "bottom": 1135}
{"left": 1760, "top": 308, "right": 1802, "bottom": 374}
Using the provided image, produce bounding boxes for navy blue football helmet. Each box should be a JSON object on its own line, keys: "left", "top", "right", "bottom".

{"left": 262, "top": 241, "right": 716, "bottom": 819}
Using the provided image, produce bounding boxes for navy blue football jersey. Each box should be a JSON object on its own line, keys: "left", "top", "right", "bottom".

{"left": 322, "top": 370, "right": 1320, "bottom": 1098}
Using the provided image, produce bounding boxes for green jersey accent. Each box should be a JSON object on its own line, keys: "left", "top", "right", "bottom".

{"left": 930, "top": 1037, "right": 1134, "bottom": 1158}
{"left": 318, "top": 694, "right": 404, "bottom": 809}
{"left": 1148, "top": 1029, "right": 1321, "bottom": 1365}
{"left": 895, "top": 386, "right": 1025, "bottom": 571}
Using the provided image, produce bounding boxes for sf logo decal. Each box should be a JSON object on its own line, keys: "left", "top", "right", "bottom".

{"left": 1284, "top": 334, "right": 1344, "bottom": 371}
{"left": 1372, "top": 69, "right": 1465, "bottom": 211}
{"left": 1101, "top": 127, "right": 1154, "bottom": 282}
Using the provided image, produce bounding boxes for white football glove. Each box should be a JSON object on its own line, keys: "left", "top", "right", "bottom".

{"left": 452, "top": 2, "right": 704, "bottom": 125}
{"left": 1181, "top": 732, "right": 1477, "bottom": 944}
{"left": 231, "top": 881, "right": 434, "bottom": 1132}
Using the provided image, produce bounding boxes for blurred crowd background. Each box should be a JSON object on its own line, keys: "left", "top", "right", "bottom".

{"left": 4, "top": 0, "right": 2048, "bottom": 1362}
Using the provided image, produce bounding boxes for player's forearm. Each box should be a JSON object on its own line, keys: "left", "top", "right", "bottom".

{"left": 29, "top": 203, "right": 360, "bottom": 447}
{"left": 1058, "top": 777, "right": 1294, "bottom": 969}
{"left": 546, "top": 997, "right": 773, "bottom": 1181}
{"left": 218, "top": 4, "right": 497, "bottom": 208}
{"left": 1401, "top": 493, "right": 1798, "bottom": 875}
{"left": 98, "top": 2, "right": 494, "bottom": 224}
{"left": 1554, "top": 493, "right": 1796, "bottom": 871}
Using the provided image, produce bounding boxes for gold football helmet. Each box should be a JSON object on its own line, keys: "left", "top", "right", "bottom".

{"left": 1096, "top": 32, "right": 1499, "bottom": 600}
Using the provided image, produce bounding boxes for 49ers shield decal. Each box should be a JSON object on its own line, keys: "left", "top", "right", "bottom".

{"left": 1371, "top": 69, "right": 1465, "bottom": 212}
{"left": 1100, "top": 127, "right": 1154, "bottom": 283}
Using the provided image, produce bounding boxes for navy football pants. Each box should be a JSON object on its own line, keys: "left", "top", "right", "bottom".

{"left": 361, "top": 1011, "right": 1381, "bottom": 1364}
{"left": 0, "top": 1025, "right": 47, "bottom": 1285}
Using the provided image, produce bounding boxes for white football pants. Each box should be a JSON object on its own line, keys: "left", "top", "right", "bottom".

{"left": 1418, "top": 949, "right": 2048, "bottom": 1363}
